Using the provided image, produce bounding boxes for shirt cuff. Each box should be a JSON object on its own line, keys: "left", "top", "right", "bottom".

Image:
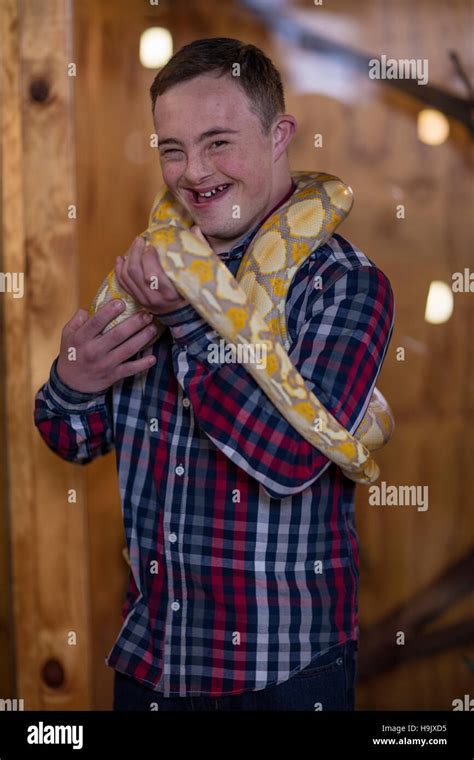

{"left": 45, "top": 356, "right": 110, "bottom": 413}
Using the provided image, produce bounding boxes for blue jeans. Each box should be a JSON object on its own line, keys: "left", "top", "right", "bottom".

{"left": 113, "top": 639, "right": 358, "bottom": 711}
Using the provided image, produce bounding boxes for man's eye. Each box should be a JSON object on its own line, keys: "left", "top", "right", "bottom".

{"left": 210, "top": 140, "right": 228, "bottom": 148}
{"left": 162, "top": 148, "right": 181, "bottom": 155}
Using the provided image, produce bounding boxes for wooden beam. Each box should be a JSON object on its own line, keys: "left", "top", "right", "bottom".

{"left": 359, "top": 551, "right": 474, "bottom": 680}
{"left": 1, "top": 0, "right": 92, "bottom": 708}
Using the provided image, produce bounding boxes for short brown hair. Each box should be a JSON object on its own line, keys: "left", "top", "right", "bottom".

{"left": 150, "top": 37, "right": 285, "bottom": 134}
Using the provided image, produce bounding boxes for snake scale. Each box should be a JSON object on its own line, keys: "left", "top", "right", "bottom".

{"left": 90, "top": 171, "right": 394, "bottom": 484}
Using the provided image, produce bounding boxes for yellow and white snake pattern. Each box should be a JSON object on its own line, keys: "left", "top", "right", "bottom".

{"left": 90, "top": 171, "right": 394, "bottom": 484}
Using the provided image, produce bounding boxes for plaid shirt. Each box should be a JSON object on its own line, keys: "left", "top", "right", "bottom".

{"left": 34, "top": 185, "right": 394, "bottom": 697}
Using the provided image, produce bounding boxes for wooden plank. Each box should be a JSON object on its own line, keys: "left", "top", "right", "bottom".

{"left": 1, "top": 0, "right": 39, "bottom": 708}
{"left": 1, "top": 0, "right": 91, "bottom": 709}
{"left": 0, "top": 1, "right": 15, "bottom": 701}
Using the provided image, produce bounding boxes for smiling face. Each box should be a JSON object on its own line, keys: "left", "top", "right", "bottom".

{"left": 153, "top": 73, "right": 296, "bottom": 253}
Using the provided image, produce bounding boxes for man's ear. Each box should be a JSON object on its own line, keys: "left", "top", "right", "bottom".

{"left": 272, "top": 114, "right": 297, "bottom": 161}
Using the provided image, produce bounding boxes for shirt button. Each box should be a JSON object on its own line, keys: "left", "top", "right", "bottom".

{"left": 171, "top": 601, "right": 180, "bottom": 611}
{"left": 175, "top": 465, "right": 184, "bottom": 476}
{"left": 182, "top": 398, "right": 190, "bottom": 408}
{"left": 169, "top": 532, "right": 177, "bottom": 543}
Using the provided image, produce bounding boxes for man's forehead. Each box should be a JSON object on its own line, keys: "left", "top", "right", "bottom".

{"left": 154, "top": 74, "right": 254, "bottom": 130}
{"left": 157, "top": 72, "right": 242, "bottom": 101}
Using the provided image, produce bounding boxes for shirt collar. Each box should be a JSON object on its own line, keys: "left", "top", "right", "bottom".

{"left": 218, "top": 178, "right": 297, "bottom": 261}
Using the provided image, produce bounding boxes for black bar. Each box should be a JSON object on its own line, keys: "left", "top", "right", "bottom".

{"left": 0, "top": 710, "right": 472, "bottom": 757}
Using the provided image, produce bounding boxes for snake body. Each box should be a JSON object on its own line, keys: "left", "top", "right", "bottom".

{"left": 90, "top": 171, "right": 394, "bottom": 484}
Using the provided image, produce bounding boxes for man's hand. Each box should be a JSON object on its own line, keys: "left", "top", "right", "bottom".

{"left": 114, "top": 226, "right": 207, "bottom": 315}
{"left": 56, "top": 300, "right": 158, "bottom": 393}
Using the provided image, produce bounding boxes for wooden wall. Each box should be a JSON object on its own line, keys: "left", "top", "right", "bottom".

{"left": 294, "top": 0, "right": 474, "bottom": 710}
{"left": 1, "top": 0, "right": 472, "bottom": 710}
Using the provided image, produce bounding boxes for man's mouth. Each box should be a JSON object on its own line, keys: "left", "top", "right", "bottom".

{"left": 185, "top": 183, "right": 232, "bottom": 206}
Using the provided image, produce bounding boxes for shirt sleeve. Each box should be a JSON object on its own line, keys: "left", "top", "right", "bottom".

{"left": 33, "top": 356, "right": 115, "bottom": 463}
{"left": 159, "top": 265, "right": 394, "bottom": 498}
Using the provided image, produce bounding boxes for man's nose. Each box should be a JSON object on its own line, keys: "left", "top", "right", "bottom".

{"left": 182, "top": 150, "right": 213, "bottom": 186}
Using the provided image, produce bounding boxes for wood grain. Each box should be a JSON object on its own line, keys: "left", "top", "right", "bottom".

{"left": 1, "top": 0, "right": 92, "bottom": 708}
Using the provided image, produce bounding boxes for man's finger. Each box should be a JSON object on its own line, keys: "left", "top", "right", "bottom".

{"left": 115, "top": 256, "right": 133, "bottom": 296}
{"left": 141, "top": 245, "right": 162, "bottom": 297}
{"left": 116, "top": 253, "right": 148, "bottom": 304}
{"left": 123, "top": 240, "right": 156, "bottom": 303}
{"left": 190, "top": 225, "right": 208, "bottom": 244}
{"left": 81, "top": 298, "right": 126, "bottom": 339}
{"left": 62, "top": 308, "right": 90, "bottom": 338}
{"left": 142, "top": 244, "right": 180, "bottom": 301}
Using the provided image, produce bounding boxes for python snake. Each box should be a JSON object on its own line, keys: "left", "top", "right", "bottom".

{"left": 90, "top": 171, "right": 394, "bottom": 484}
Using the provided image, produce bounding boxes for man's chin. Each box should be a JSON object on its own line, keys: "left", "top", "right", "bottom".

{"left": 198, "top": 224, "right": 246, "bottom": 241}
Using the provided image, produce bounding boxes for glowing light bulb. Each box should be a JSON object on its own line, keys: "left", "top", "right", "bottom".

{"left": 417, "top": 109, "right": 449, "bottom": 146}
{"left": 424, "top": 280, "right": 453, "bottom": 324}
{"left": 139, "top": 27, "right": 173, "bottom": 69}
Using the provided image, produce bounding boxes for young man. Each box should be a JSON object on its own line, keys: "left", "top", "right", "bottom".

{"left": 34, "top": 38, "right": 394, "bottom": 711}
